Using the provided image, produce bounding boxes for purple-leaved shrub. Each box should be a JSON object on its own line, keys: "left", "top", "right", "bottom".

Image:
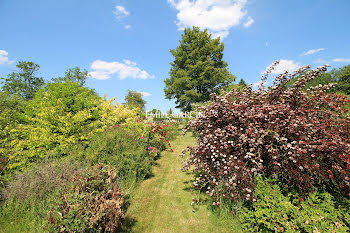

{"left": 183, "top": 62, "right": 350, "bottom": 203}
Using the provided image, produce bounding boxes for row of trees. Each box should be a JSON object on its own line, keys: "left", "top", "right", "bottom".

{"left": 0, "top": 62, "right": 147, "bottom": 110}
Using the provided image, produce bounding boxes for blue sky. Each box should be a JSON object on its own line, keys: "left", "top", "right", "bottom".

{"left": 1, "top": 0, "right": 350, "bottom": 113}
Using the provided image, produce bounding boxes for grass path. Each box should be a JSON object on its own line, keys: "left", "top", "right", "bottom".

{"left": 124, "top": 132, "right": 242, "bottom": 233}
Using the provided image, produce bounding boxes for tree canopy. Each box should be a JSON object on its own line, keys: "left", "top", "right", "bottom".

{"left": 1, "top": 61, "right": 45, "bottom": 100}
{"left": 164, "top": 26, "right": 235, "bottom": 111}
{"left": 124, "top": 90, "right": 146, "bottom": 111}
{"left": 238, "top": 78, "right": 248, "bottom": 88}
{"left": 52, "top": 67, "right": 89, "bottom": 85}
{"left": 335, "top": 65, "right": 350, "bottom": 95}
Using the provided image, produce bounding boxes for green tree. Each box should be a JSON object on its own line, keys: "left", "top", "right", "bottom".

{"left": 124, "top": 90, "right": 146, "bottom": 111}
{"left": 164, "top": 26, "right": 235, "bottom": 111}
{"left": 53, "top": 67, "right": 89, "bottom": 85}
{"left": 238, "top": 78, "right": 248, "bottom": 88}
{"left": 335, "top": 65, "right": 350, "bottom": 95}
{"left": 149, "top": 109, "right": 161, "bottom": 114}
{"left": 167, "top": 108, "right": 174, "bottom": 116}
{"left": 1, "top": 61, "right": 45, "bottom": 100}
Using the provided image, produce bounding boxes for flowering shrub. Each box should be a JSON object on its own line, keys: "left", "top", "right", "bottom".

{"left": 184, "top": 63, "right": 350, "bottom": 203}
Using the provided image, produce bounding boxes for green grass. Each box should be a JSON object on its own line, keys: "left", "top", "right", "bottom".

{"left": 123, "top": 131, "right": 242, "bottom": 233}
{"left": 0, "top": 199, "right": 49, "bottom": 233}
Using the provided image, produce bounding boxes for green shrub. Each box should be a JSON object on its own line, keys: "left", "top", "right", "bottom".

{"left": 240, "top": 175, "right": 350, "bottom": 232}
{"left": 69, "top": 120, "right": 179, "bottom": 187}
{"left": 70, "top": 127, "right": 156, "bottom": 188}
{"left": 2, "top": 82, "right": 139, "bottom": 178}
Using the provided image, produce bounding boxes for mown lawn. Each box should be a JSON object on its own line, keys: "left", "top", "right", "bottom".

{"left": 123, "top": 131, "right": 242, "bottom": 233}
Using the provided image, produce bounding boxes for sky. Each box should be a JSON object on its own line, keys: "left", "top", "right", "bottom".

{"left": 1, "top": 0, "right": 350, "bottom": 113}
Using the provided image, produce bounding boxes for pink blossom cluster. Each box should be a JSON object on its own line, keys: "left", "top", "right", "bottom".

{"left": 147, "top": 146, "right": 158, "bottom": 153}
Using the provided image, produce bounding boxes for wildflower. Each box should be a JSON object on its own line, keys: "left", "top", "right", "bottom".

{"left": 140, "top": 136, "right": 144, "bottom": 139}
{"left": 114, "top": 124, "right": 119, "bottom": 128}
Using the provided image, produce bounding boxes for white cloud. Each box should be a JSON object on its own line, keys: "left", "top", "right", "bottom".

{"left": 168, "top": 0, "right": 251, "bottom": 39}
{"left": 138, "top": 91, "right": 151, "bottom": 97}
{"left": 114, "top": 5, "right": 130, "bottom": 19}
{"left": 333, "top": 58, "right": 350, "bottom": 63}
{"left": 265, "top": 41, "right": 269, "bottom": 47}
{"left": 264, "top": 59, "right": 300, "bottom": 74}
{"left": 300, "top": 48, "right": 325, "bottom": 56}
{"left": 124, "top": 24, "right": 131, "bottom": 29}
{"left": 0, "top": 50, "right": 13, "bottom": 65}
{"left": 210, "top": 30, "right": 229, "bottom": 40}
{"left": 89, "top": 59, "right": 154, "bottom": 80}
{"left": 243, "top": 16, "right": 254, "bottom": 28}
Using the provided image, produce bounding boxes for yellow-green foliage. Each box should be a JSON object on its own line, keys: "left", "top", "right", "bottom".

{"left": 3, "top": 82, "right": 138, "bottom": 172}
{"left": 93, "top": 95, "right": 138, "bottom": 131}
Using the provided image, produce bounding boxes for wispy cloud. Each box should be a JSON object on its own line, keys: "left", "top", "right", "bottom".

{"left": 168, "top": 0, "right": 252, "bottom": 39}
{"left": 113, "top": 5, "right": 130, "bottom": 19}
{"left": 89, "top": 59, "right": 154, "bottom": 80}
{"left": 0, "top": 49, "right": 14, "bottom": 65}
{"left": 332, "top": 58, "right": 350, "bottom": 63}
{"left": 300, "top": 48, "right": 325, "bottom": 56}
{"left": 138, "top": 91, "right": 151, "bottom": 97}
{"left": 113, "top": 5, "right": 131, "bottom": 29}
{"left": 243, "top": 16, "right": 254, "bottom": 28}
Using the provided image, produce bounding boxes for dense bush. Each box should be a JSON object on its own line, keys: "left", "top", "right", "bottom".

{"left": 70, "top": 121, "right": 178, "bottom": 188}
{"left": 184, "top": 63, "right": 350, "bottom": 203}
{"left": 3, "top": 82, "right": 138, "bottom": 175}
{"left": 240, "top": 175, "right": 350, "bottom": 232}
{"left": 48, "top": 164, "right": 124, "bottom": 232}
{"left": 70, "top": 127, "right": 155, "bottom": 187}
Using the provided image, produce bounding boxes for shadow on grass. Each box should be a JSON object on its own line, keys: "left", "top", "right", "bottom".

{"left": 116, "top": 194, "right": 137, "bottom": 232}
{"left": 117, "top": 216, "right": 137, "bottom": 233}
